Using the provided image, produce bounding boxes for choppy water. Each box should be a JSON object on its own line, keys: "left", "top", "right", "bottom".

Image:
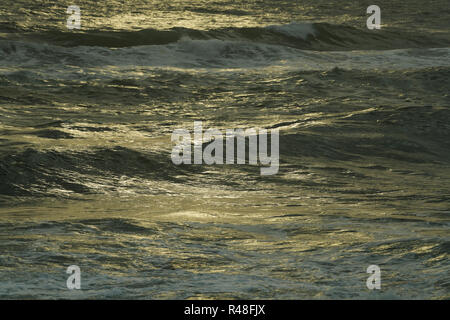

{"left": 0, "top": 0, "right": 449, "bottom": 299}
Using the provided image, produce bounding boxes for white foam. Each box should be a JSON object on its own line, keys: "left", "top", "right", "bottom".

{"left": 266, "top": 22, "right": 316, "bottom": 40}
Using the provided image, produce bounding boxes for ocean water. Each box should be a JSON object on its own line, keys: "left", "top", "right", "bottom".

{"left": 0, "top": 0, "right": 449, "bottom": 299}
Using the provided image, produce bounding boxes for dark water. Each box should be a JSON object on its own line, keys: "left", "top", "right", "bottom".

{"left": 0, "top": 0, "right": 449, "bottom": 299}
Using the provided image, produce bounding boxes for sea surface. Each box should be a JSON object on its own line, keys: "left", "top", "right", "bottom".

{"left": 0, "top": 0, "right": 449, "bottom": 299}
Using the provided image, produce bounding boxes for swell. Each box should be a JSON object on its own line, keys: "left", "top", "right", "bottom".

{"left": 0, "top": 147, "right": 203, "bottom": 198}
{"left": 2, "top": 103, "right": 450, "bottom": 199}
{"left": 3, "top": 22, "right": 449, "bottom": 51}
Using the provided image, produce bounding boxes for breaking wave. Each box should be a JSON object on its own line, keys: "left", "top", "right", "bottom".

{"left": 2, "top": 22, "right": 449, "bottom": 50}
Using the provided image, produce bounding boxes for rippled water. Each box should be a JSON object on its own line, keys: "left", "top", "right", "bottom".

{"left": 0, "top": 0, "right": 449, "bottom": 299}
